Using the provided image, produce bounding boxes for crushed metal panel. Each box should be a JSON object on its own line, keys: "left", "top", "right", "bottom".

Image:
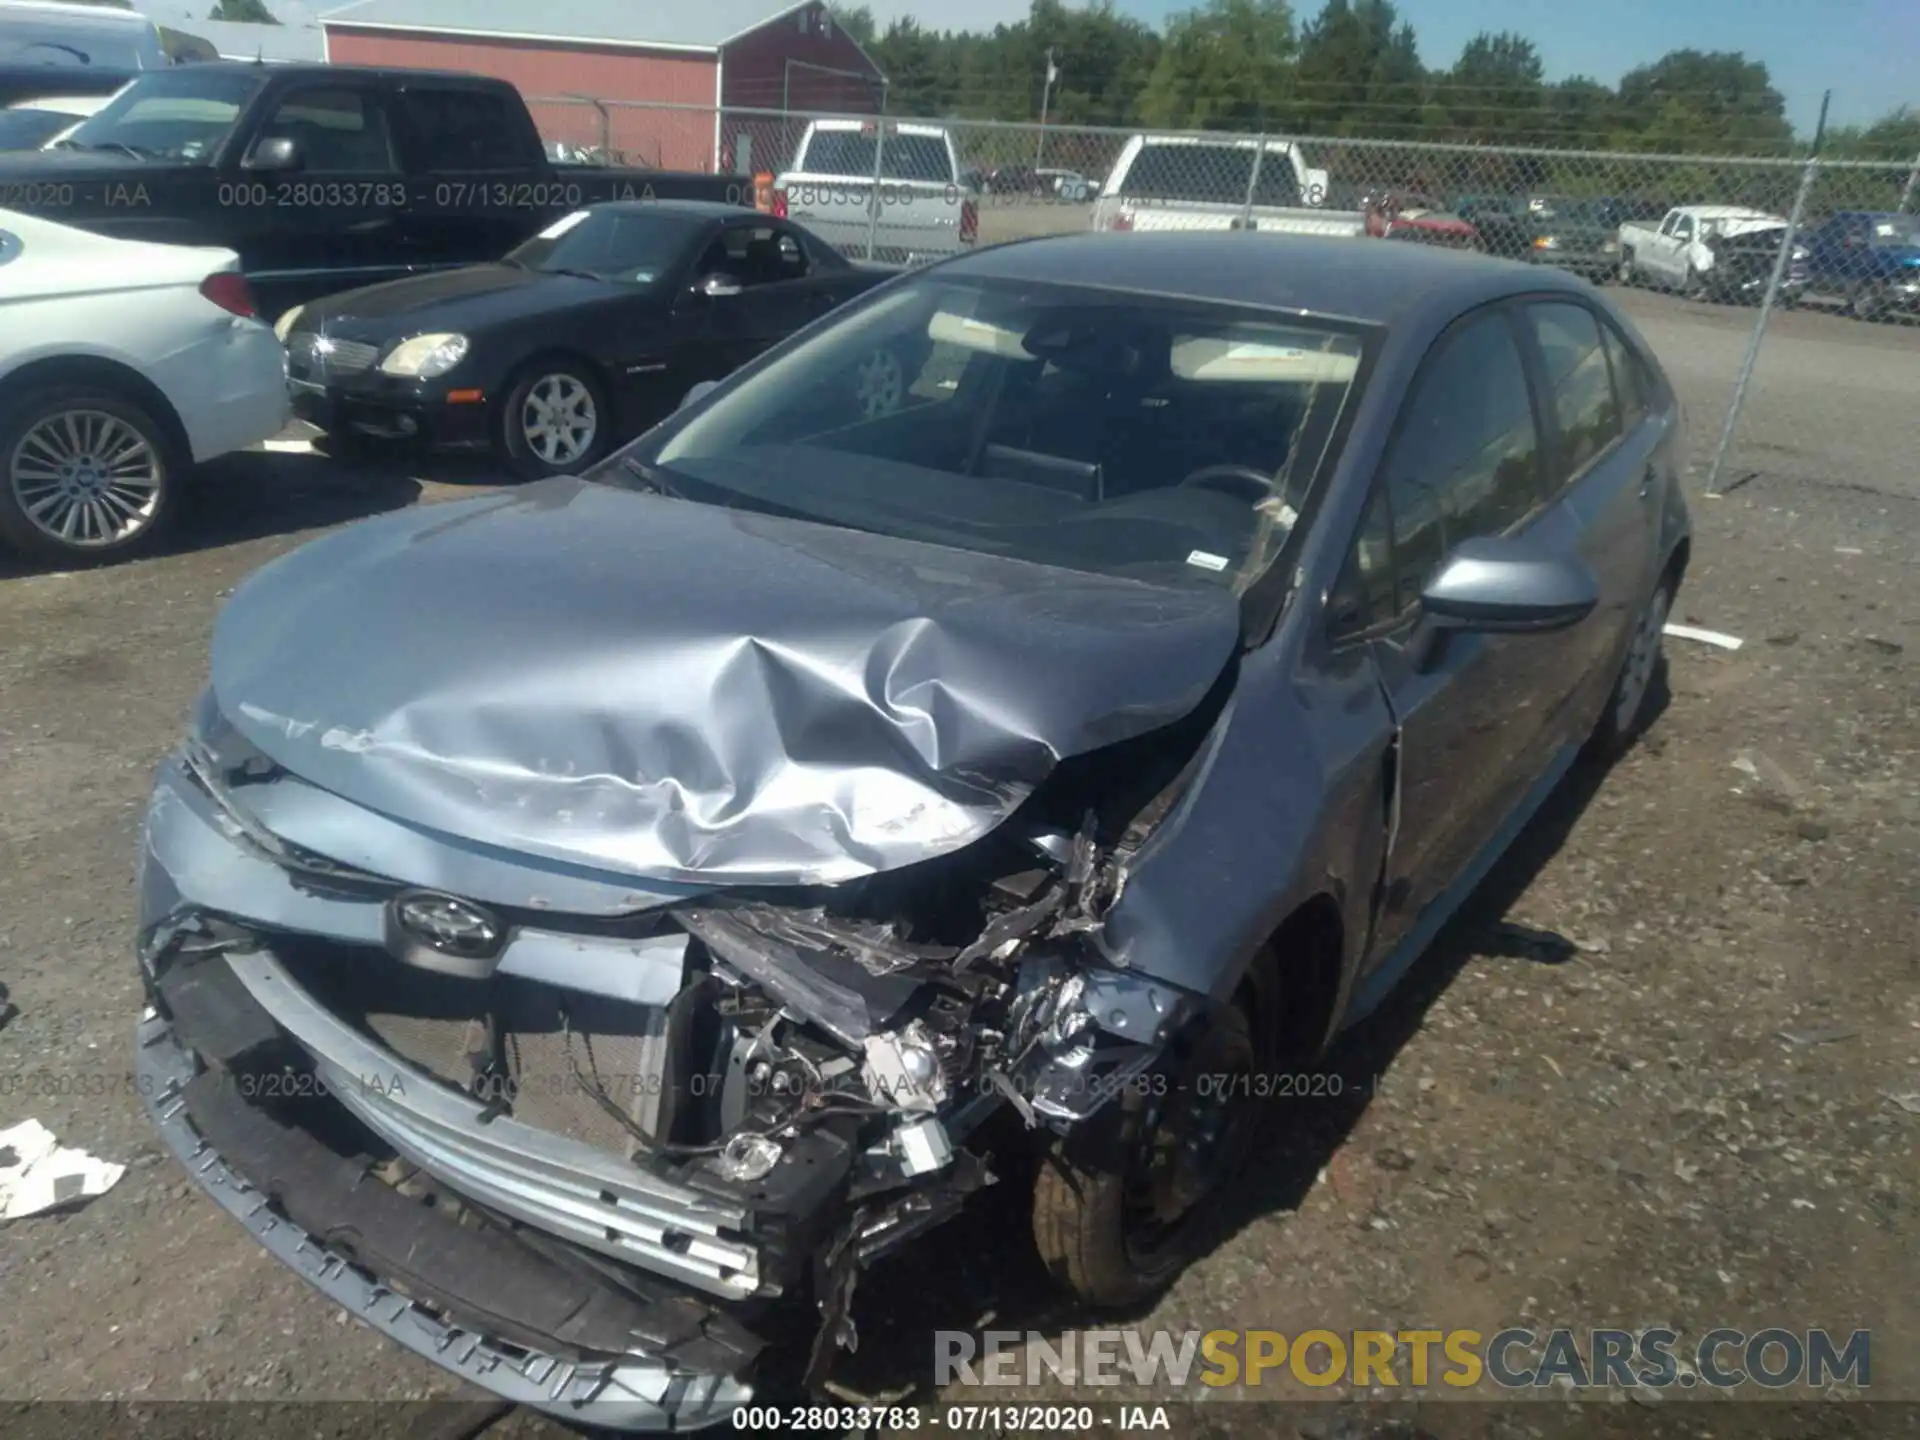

{"left": 209, "top": 481, "right": 1240, "bottom": 888}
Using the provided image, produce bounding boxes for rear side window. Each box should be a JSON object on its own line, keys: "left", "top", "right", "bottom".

{"left": 399, "top": 88, "right": 526, "bottom": 171}
{"left": 1115, "top": 144, "right": 1302, "bottom": 208}
{"left": 1527, "top": 302, "right": 1623, "bottom": 483}
{"left": 1599, "top": 323, "right": 1649, "bottom": 428}
{"left": 1380, "top": 311, "right": 1542, "bottom": 600}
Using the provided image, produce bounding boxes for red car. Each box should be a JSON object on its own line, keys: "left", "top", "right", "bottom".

{"left": 1364, "top": 191, "right": 1484, "bottom": 250}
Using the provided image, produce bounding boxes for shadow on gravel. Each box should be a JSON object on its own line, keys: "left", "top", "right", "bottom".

{"left": 0, "top": 448, "right": 427, "bottom": 581}
{"left": 813, "top": 665, "right": 1675, "bottom": 1411}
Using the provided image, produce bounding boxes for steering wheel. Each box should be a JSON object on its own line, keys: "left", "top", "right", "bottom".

{"left": 1178, "top": 465, "right": 1275, "bottom": 503}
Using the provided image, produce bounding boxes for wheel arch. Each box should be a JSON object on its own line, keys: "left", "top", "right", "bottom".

{"left": 0, "top": 354, "right": 192, "bottom": 467}
{"left": 1244, "top": 892, "right": 1347, "bottom": 1065}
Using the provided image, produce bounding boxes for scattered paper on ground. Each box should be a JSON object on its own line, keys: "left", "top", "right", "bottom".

{"left": 1664, "top": 622, "right": 1744, "bottom": 651}
{"left": 0, "top": 1119, "right": 126, "bottom": 1221}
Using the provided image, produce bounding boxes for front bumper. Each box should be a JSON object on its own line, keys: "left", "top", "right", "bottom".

{"left": 136, "top": 961, "right": 759, "bottom": 1428}
{"left": 288, "top": 377, "right": 494, "bottom": 451}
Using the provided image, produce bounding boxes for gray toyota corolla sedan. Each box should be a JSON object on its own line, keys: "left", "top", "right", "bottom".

{"left": 134, "top": 231, "right": 1689, "bottom": 1426}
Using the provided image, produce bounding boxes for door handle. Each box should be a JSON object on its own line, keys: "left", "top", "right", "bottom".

{"left": 1639, "top": 464, "right": 1658, "bottom": 499}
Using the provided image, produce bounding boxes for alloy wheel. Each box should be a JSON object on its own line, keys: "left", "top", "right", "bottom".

{"left": 9, "top": 408, "right": 163, "bottom": 550}
{"left": 518, "top": 373, "right": 598, "bottom": 467}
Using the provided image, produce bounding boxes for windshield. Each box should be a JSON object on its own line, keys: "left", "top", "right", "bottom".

{"left": 59, "top": 69, "right": 263, "bottom": 161}
{"left": 0, "top": 108, "right": 74, "bottom": 150}
{"left": 1116, "top": 144, "right": 1303, "bottom": 208}
{"left": 797, "top": 127, "right": 953, "bottom": 184}
{"left": 616, "top": 277, "right": 1368, "bottom": 592}
{"left": 1871, "top": 216, "right": 1919, "bottom": 245}
{"left": 504, "top": 207, "right": 708, "bottom": 283}
{"left": 0, "top": 23, "right": 147, "bottom": 69}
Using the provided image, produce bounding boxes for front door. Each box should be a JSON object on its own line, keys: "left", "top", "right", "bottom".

{"left": 1339, "top": 306, "right": 1562, "bottom": 968}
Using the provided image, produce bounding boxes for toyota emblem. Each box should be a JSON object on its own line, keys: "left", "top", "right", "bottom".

{"left": 386, "top": 890, "right": 506, "bottom": 977}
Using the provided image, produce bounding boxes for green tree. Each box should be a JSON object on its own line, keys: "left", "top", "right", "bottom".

{"left": 210, "top": 0, "right": 281, "bottom": 21}
{"left": 1439, "top": 31, "right": 1545, "bottom": 143}
{"left": 1613, "top": 49, "right": 1792, "bottom": 154}
{"left": 1291, "top": 0, "right": 1422, "bottom": 137}
{"left": 829, "top": 5, "right": 877, "bottom": 48}
{"left": 1136, "top": 0, "right": 1297, "bottom": 131}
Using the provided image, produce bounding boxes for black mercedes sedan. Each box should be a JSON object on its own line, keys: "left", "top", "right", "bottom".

{"left": 277, "top": 201, "right": 897, "bottom": 479}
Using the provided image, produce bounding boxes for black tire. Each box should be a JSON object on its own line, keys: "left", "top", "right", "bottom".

{"left": 498, "top": 358, "right": 611, "bottom": 481}
{"left": 1588, "top": 574, "right": 1673, "bottom": 762}
{"left": 1682, "top": 264, "right": 1711, "bottom": 303}
{"left": 312, "top": 427, "right": 384, "bottom": 464}
{"left": 1031, "top": 987, "right": 1267, "bottom": 1309}
{"left": 0, "top": 385, "right": 178, "bottom": 564}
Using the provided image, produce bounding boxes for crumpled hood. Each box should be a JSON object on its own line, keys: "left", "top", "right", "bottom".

{"left": 209, "top": 479, "right": 1241, "bottom": 886}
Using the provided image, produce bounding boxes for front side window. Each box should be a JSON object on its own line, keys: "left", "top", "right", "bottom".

{"left": 504, "top": 207, "right": 709, "bottom": 284}
{"left": 256, "top": 87, "right": 394, "bottom": 173}
{"left": 57, "top": 68, "right": 264, "bottom": 162}
{"left": 1527, "top": 302, "right": 1622, "bottom": 483}
{"left": 614, "top": 277, "right": 1369, "bottom": 593}
{"left": 1380, "top": 311, "right": 1541, "bottom": 602}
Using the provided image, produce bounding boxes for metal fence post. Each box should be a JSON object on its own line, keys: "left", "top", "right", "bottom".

{"left": 1703, "top": 94, "right": 1830, "bottom": 498}
{"left": 1901, "top": 149, "right": 1920, "bottom": 213}
{"left": 1239, "top": 136, "right": 1267, "bottom": 230}
{"left": 865, "top": 86, "right": 888, "bottom": 262}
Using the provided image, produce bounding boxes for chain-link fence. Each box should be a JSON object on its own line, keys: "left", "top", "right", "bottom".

{"left": 530, "top": 95, "right": 1920, "bottom": 493}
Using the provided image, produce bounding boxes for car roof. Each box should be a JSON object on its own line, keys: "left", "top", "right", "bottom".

{"left": 143, "top": 60, "right": 508, "bottom": 85}
{"left": 937, "top": 230, "right": 1590, "bottom": 328}
{"left": 1682, "top": 205, "right": 1776, "bottom": 219}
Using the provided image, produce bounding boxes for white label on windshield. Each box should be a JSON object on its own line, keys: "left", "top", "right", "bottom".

{"left": 1186, "top": 550, "right": 1229, "bottom": 572}
{"left": 538, "top": 210, "right": 590, "bottom": 240}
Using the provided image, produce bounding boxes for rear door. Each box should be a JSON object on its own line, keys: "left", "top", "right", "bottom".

{"left": 1328, "top": 306, "right": 1564, "bottom": 966}
{"left": 390, "top": 82, "right": 557, "bottom": 272}
{"left": 1513, "top": 298, "right": 1660, "bottom": 746}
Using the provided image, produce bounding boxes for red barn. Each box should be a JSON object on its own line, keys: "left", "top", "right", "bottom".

{"left": 321, "top": 0, "right": 885, "bottom": 174}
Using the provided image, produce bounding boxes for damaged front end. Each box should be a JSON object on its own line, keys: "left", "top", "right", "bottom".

{"left": 136, "top": 673, "right": 1221, "bottom": 1427}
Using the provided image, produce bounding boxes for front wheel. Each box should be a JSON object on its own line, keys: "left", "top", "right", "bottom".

{"left": 1031, "top": 996, "right": 1264, "bottom": 1308}
{"left": 500, "top": 360, "right": 610, "bottom": 481}
{"left": 1617, "top": 251, "right": 1636, "bottom": 286}
{"left": 0, "top": 387, "right": 177, "bottom": 564}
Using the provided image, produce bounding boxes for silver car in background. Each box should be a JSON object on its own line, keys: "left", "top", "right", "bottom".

{"left": 134, "top": 232, "right": 1689, "bottom": 1428}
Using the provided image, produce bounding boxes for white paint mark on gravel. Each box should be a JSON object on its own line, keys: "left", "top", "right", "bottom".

{"left": 1664, "top": 623, "right": 1744, "bottom": 650}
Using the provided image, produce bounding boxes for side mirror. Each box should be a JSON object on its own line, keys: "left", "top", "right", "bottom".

{"left": 1418, "top": 535, "right": 1598, "bottom": 634}
{"left": 696, "top": 272, "right": 744, "bottom": 299}
{"left": 678, "top": 379, "right": 719, "bottom": 411}
{"left": 244, "top": 135, "right": 301, "bottom": 172}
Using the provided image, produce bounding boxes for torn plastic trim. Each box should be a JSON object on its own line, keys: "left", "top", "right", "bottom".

{"left": 135, "top": 1006, "right": 754, "bottom": 1429}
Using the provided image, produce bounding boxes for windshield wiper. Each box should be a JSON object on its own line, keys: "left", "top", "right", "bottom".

{"left": 541, "top": 267, "right": 605, "bottom": 282}
{"left": 618, "top": 457, "right": 686, "bottom": 499}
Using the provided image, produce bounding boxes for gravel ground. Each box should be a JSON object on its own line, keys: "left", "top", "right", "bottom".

{"left": 0, "top": 284, "right": 1913, "bottom": 1435}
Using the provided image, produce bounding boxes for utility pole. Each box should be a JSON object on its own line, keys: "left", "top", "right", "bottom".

{"left": 1034, "top": 48, "right": 1058, "bottom": 169}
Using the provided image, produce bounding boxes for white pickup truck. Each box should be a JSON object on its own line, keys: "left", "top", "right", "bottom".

{"left": 1088, "top": 134, "right": 1364, "bottom": 237}
{"left": 772, "top": 118, "right": 976, "bottom": 266}
{"left": 1617, "top": 204, "right": 1811, "bottom": 303}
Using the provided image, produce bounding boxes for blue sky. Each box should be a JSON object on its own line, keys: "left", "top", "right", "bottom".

{"left": 865, "top": 0, "right": 1918, "bottom": 132}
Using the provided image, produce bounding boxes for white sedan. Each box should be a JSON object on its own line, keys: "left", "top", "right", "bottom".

{"left": 0, "top": 209, "right": 290, "bottom": 562}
